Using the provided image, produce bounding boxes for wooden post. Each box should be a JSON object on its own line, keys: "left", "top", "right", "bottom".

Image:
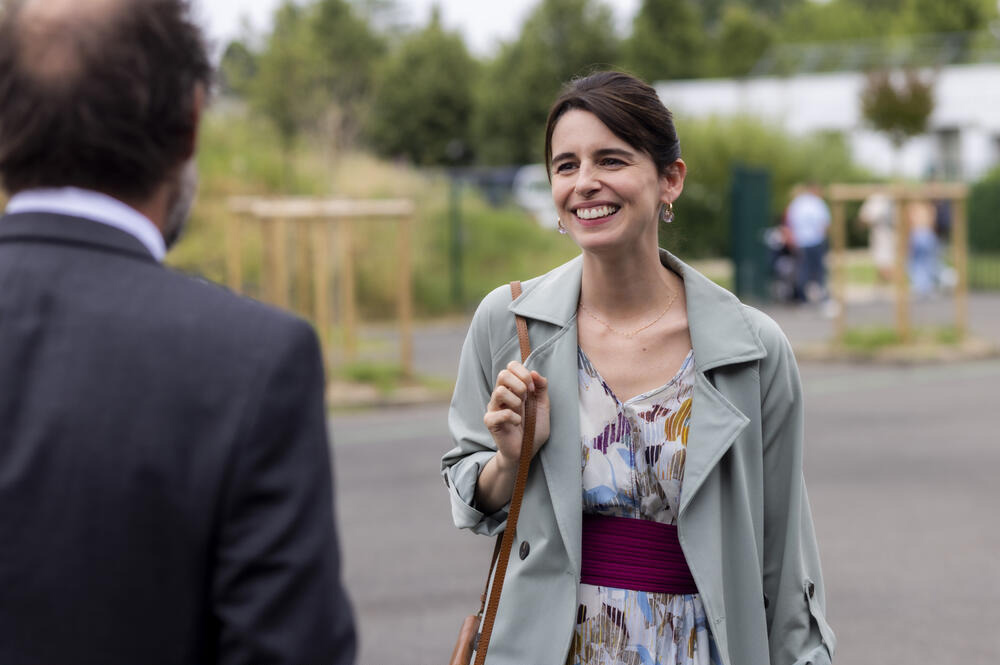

{"left": 831, "top": 198, "right": 848, "bottom": 343}
{"left": 295, "top": 220, "right": 311, "bottom": 314}
{"left": 397, "top": 215, "right": 414, "bottom": 377}
{"left": 953, "top": 196, "right": 969, "bottom": 339}
{"left": 312, "top": 219, "right": 332, "bottom": 370}
{"left": 337, "top": 219, "right": 357, "bottom": 361}
{"left": 263, "top": 217, "right": 277, "bottom": 303}
{"left": 264, "top": 217, "right": 291, "bottom": 308}
{"left": 225, "top": 213, "right": 243, "bottom": 293}
{"left": 893, "top": 191, "right": 910, "bottom": 342}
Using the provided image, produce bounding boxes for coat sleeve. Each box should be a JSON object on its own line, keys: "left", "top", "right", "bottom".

{"left": 212, "top": 319, "right": 357, "bottom": 665}
{"left": 441, "top": 287, "right": 517, "bottom": 537}
{"left": 757, "top": 316, "right": 836, "bottom": 665}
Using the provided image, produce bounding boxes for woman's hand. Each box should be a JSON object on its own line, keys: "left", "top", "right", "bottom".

{"left": 475, "top": 361, "right": 550, "bottom": 514}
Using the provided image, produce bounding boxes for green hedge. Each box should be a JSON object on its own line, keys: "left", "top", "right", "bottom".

{"left": 969, "top": 165, "right": 1000, "bottom": 251}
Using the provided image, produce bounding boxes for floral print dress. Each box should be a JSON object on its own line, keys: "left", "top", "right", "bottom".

{"left": 568, "top": 348, "right": 722, "bottom": 665}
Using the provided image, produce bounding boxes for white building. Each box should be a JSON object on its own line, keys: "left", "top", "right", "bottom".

{"left": 656, "top": 62, "right": 1000, "bottom": 182}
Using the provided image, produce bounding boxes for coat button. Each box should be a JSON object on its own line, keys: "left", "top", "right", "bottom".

{"left": 519, "top": 541, "right": 530, "bottom": 560}
{"left": 807, "top": 582, "right": 816, "bottom": 599}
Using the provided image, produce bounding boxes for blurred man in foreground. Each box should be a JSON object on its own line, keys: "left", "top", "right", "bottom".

{"left": 0, "top": 1, "right": 356, "bottom": 663}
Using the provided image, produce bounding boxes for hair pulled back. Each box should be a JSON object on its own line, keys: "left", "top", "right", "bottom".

{"left": 544, "top": 71, "right": 681, "bottom": 178}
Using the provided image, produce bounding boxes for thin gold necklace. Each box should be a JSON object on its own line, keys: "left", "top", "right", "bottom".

{"left": 579, "top": 288, "right": 678, "bottom": 338}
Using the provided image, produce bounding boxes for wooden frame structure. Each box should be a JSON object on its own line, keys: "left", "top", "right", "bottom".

{"left": 227, "top": 197, "right": 416, "bottom": 376}
{"left": 826, "top": 183, "right": 969, "bottom": 343}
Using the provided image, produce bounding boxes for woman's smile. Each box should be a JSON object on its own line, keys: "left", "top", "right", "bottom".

{"left": 573, "top": 203, "right": 621, "bottom": 226}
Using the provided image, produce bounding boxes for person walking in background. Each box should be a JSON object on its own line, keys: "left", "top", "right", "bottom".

{"left": 857, "top": 192, "right": 896, "bottom": 285}
{"left": 0, "top": 1, "right": 355, "bottom": 663}
{"left": 905, "top": 198, "right": 940, "bottom": 297}
{"left": 443, "top": 71, "right": 833, "bottom": 665}
{"left": 785, "top": 181, "right": 831, "bottom": 303}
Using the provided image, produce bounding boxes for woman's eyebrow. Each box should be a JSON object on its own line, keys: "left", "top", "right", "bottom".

{"left": 552, "top": 147, "right": 635, "bottom": 163}
{"left": 593, "top": 148, "right": 635, "bottom": 160}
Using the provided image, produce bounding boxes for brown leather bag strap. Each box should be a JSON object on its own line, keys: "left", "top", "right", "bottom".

{"left": 473, "top": 281, "right": 536, "bottom": 665}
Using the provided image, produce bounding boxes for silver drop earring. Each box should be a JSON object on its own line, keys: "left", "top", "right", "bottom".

{"left": 660, "top": 201, "right": 675, "bottom": 224}
{"left": 557, "top": 218, "right": 568, "bottom": 234}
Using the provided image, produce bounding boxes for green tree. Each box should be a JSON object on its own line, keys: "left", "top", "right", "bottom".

{"left": 625, "top": 0, "right": 707, "bottom": 81}
{"left": 249, "top": 2, "right": 322, "bottom": 154}
{"left": 473, "top": 0, "right": 620, "bottom": 165}
{"left": 309, "top": 0, "right": 385, "bottom": 146}
{"left": 710, "top": 5, "right": 776, "bottom": 77}
{"left": 247, "top": 0, "right": 383, "bottom": 157}
{"left": 700, "top": 0, "right": 804, "bottom": 26}
{"left": 860, "top": 68, "right": 934, "bottom": 150}
{"left": 777, "top": 0, "right": 895, "bottom": 42}
{"left": 218, "top": 40, "right": 257, "bottom": 97}
{"left": 899, "top": 0, "right": 996, "bottom": 33}
{"left": 367, "top": 10, "right": 477, "bottom": 165}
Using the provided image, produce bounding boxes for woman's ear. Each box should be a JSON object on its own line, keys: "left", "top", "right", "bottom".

{"left": 660, "top": 159, "right": 687, "bottom": 206}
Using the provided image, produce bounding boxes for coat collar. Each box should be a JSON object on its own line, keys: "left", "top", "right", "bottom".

{"left": 0, "top": 212, "right": 158, "bottom": 263}
{"left": 510, "top": 249, "right": 767, "bottom": 371}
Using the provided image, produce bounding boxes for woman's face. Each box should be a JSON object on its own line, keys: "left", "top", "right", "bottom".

{"left": 549, "top": 109, "right": 683, "bottom": 256}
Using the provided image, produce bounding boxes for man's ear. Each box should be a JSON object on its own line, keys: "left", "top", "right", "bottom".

{"left": 182, "top": 83, "right": 205, "bottom": 161}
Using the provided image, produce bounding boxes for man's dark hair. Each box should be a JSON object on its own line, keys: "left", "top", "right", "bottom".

{"left": 0, "top": 0, "right": 213, "bottom": 200}
{"left": 544, "top": 70, "right": 681, "bottom": 180}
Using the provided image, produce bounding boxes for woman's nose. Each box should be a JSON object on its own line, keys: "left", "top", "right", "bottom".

{"left": 574, "top": 163, "right": 600, "bottom": 196}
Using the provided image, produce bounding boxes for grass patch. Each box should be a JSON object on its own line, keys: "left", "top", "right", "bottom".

{"left": 840, "top": 325, "right": 964, "bottom": 352}
{"left": 332, "top": 360, "right": 454, "bottom": 398}
{"left": 845, "top": 261, "right": 879, "bottom": 285}
{"left": 933, "top": 326, "right": 962, "bottom": 345}
{"left": 335, "top": 361, "right": 408, "bottom": 394}
{"left": 841, "top": 326, "right": 902, "bottom": 351}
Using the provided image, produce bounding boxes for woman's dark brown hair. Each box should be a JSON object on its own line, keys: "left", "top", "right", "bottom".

{"left": 544, "top": 70, "right": 681, "bottom": 178}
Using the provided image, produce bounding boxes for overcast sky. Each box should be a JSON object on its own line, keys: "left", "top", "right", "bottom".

{"left": 195, "top": 0, "right": 640, "bottom": 56}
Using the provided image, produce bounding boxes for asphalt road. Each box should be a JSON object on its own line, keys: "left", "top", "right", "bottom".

{"left": 330, "top": 357, "right": 1000, "bottom": 665}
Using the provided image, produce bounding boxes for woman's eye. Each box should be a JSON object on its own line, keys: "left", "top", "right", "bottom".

{"left": 554, "top": 162, "right": 576, "bottom": 173}
{"left": 600, "top": 157, "right": 625, "bottom": 167}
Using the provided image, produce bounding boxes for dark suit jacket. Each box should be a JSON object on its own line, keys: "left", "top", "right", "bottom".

{"left": 0, "top": 212, "right": 356, "bottom": 664}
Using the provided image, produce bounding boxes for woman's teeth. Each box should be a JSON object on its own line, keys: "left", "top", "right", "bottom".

{"left": 575, "top": 205, "right": 619, "bottom": 220}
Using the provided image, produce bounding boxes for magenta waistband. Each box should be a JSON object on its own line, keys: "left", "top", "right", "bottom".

{"left": 580, "top": 514, "right": 699, "bottom": 595}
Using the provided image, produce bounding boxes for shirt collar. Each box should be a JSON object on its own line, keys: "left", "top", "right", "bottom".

{"left": 5, "top": 187, "right": 166, "bottom": 262}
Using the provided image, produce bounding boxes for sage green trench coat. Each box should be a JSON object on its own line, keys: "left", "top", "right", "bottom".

{"left": 442, "top": 251, "right": 835, "bottom": 665}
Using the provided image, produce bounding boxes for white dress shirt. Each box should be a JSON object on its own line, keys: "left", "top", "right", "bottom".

{"left": 4, "top": 187, "right": 166, "bottom": 262}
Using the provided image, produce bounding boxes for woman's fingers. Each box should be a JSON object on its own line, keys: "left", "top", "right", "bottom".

{"left": 488, "top": 385, "right": 522, "bottom": 413}
{"left": 484, "top": 408, "right": 522, "bottom": 431}
{"left": 501, "top": 360, "right": 538, "bottom": 392}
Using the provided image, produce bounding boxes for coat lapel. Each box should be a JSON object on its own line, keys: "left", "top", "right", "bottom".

{"left": 662, "top": 251, "right": 767, "bottom": 516}
{"left": 510, "top": 257, "right": 585, "bottom": 575}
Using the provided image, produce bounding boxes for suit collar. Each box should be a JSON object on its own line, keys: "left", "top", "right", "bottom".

{"left": 510, "top": 249, "right": 766, "bottom": 371}
{"left": 5, "top": 187, "right": 166, "bottom": 261}
{"left": 0, "top": 212, "right": 159, "bottom": 264}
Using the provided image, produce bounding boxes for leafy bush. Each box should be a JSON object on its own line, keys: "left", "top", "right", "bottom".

{"left": 666, "top": 115, "right": 871, "bottom": 257}
{"left": 969, "top": 164, "right": 1000, "bottom": 251}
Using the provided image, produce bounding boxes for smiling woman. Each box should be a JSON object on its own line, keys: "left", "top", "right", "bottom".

{"left": 442, "top": 71, "right": 835, "bottom": 665}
